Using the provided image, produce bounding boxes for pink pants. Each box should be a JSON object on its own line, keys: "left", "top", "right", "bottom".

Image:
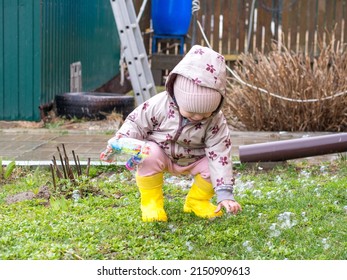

{"left": 137, "top": 141, "right": 211, "bottom": 182}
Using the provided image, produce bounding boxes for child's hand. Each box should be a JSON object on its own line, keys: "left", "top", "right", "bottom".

{"left": 215, "top": 200, "right": 242, "bottom": 215}
{"left": 113, "top": 134, "right": 124, "bottom": 140}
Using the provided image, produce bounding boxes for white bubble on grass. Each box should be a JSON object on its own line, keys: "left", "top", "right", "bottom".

{"left": 235, "top": 180, "right": 255, "bottom": 192}
{"left": 242, "top": 241, "right": 253, "bottom": 252}
{"left": 313, "top": 187, "right": 321, "bottom": 197}
{"left": 72, "top": 190, "right": 80, "bottom": 203}
{"left": 252, "top": 189, "right": 262, "bottom": 198}
{"left": 330, "top": 175, "right": 338, "bottom": 181}
{"left": 177, "top": 179, "right": 193, "bottom": 189}
{"left": 269, "top": 212, "right": 298, "bottom": 237}
{"left": 278, "top": 212, "right": 297, "bottom": 229}
{"left": 106, "top": 174, "right": 118, "bottom": 182}
{"left": 300, "top": 170, "right": 310, "bottom": 177}
{"left": 234, "top": 180, "right": 255, "bottom": 198}
{"left": 286, "top": 189, "right": 293, "bottom": 198}
{"left": 319, "top": 165, "right": 328, "bottom": 175}
{"left": 269, "top": 223, "right": 281, "bottom": 237}
{"left": 165, "top": 176, "right": 193, "bottom": 190}
{"left": 344, "top": 206, "right": 347, "bottom": 213}
{"left": 266, "top": 241, "right": 274, "bottom": 249}
{"left": 168, "top": 224, "right": 177, "bottom": 233}
{"left": 275, "top": 175, "right": 282, "bottom": 183}
{"left": 266, "top": 191, "right": 274, "bottom": 199}
{"left": 121, "top": 197, "right": 129, "bottom": 206}
{"left": 321, "top": 238, "right": 330, "bottom": 250}
{"left": 258, "top": 213, "right": 267, "bottom": 224}
{"left": 165, "top": 176, "right": 176, "bottom": 184}
{"left": 185, "top": 241, "right": 193, "bottom": 251}
{"left": 301, "top": 212, "right": 308, "bottom": 222}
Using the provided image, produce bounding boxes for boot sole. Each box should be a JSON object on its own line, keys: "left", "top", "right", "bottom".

{"left": 142, "top": 217, "right": 168, "bottom": 222}
{"left": 142, "top": 211, "right": 168, "bottom": 222}
{"left": 183, "top": 204, "right": 222, "bottom": 218}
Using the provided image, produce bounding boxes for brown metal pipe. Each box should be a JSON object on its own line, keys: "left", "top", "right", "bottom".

{"left": 239, "top": 133, "right": 347, "bottom": 163}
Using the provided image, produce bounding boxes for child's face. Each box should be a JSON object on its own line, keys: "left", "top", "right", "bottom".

{"left": 179, "top": 108, "right": 213, "bottom": 123}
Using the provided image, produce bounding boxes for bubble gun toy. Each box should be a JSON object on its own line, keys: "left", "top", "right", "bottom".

{"left": 100, "top": 137, "right": 151, "bottom": 171}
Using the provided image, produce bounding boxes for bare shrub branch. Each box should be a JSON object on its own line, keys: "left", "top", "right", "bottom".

{"left": 224, "top": 34, "right": 347, "bottom": 132}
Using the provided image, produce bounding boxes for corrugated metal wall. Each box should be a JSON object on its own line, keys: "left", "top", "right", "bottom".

{"left": 0, "top": 0, "right": 41, "bottom": 120}
{"left": 0, "top": 0, "right": 121, "bottom": 121}
{"left": 41, "top": 0, "right": 121, "bottom": 105}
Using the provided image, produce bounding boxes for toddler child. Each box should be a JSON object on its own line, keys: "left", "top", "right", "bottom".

{"left": 106, "top": 45, "right": 242, "bottom": 221}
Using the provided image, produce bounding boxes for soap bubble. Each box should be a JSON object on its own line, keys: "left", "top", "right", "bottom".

{"left": 269, "top": 223, "right": 281, "bottom": 237}
{"left": 168, "top": 224, "right": 177, "bottom": 233}
{"left": 313, "top": 187, "right": 321, "bottom": 197}
{"left": 321, "top": 238, "right": 330, "bottom": 250}
{"left": 266, "top": 191, "right": 274, "bottom": 199}
{"left": 165, "top": 176, "right": 193, "bottom": 190}
{"left": 235, "top": 180, "right": 254, "bottom": 192}
{"left": 275, "top": 175, "right": 283, "bottom": 183}
{"left": 319, "top": 165, "right": 328, "bottom": 175}
{"left": 278, "top": 212, "right": 297, "bottom": 228}
{"left": 185, "top": 241, "right": 193, "bottom": 251}
{"left": 301, "top": 212, "right": 308, "bottom": 222}
{"left": 252, "top": 189, "right": 262, "bottom": 198}
{"left": 72, "top": 190, "right": 80, "bottom": 203}
{"left": 300, "top": 170, "right": 310, "bottom": 178}
{"left": 165, "top": 176, "right": 176, "bottom": 184}
{"left": 242, "top": 241, "right": 253, "bottom": 252}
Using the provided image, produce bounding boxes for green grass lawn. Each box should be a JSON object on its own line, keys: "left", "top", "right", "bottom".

{"left": 0, "top": 159, "right": 346, "bottom": 260}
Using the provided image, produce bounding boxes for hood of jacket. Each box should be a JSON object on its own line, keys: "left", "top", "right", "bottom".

{"left": 165, "top": 45, "right": 227, "bottom": 112}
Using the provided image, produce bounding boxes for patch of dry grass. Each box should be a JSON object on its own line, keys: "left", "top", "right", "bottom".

{"left": 224, "top": 36, "right": 347, "bottom": 132}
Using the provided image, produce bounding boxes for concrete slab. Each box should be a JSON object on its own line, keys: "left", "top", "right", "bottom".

{"left": 0, "top": 128, "right": 343, "bottom": 166}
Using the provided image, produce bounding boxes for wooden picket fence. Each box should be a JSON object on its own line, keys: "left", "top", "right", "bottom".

{"left": 135, "top": 0, "right": 347, "bottom": 57}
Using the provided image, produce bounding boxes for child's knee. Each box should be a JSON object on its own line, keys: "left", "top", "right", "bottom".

{"left": 146, "top": 142, "right": 167, "bottom": 163}
{"left": 199, "top": 172, "right": 211, "bottom": 182}
{"left": 191, "top": 157, "right": 211, "bottom": 181}
{"left": 138, "top": 141, "right": 168, "bottom": 175}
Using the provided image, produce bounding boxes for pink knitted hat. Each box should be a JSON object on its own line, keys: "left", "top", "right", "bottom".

{"left": 174, "top": 75, "right": 222, "bottom": 113}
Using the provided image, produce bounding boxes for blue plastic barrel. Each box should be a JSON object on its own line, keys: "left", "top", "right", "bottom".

{"left": 151, "top": 0, "right": 192, "bottom": 35}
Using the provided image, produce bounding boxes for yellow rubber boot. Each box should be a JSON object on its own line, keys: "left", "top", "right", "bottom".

{"left": 184, "top": 174, "right": 223, "bottom": 218}
{"left": 136, "top": 173, "right": 168, "bottom": 222}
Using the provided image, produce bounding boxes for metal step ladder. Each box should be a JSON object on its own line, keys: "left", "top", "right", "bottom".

{"left": 110, "top": 0, "right": 156, "bottom": 105}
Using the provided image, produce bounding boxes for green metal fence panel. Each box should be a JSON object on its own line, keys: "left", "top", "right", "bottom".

{"left": 18, "top": 0, "right": 41, "bottom": 120}
{"left": 0, "top": 1, "right": 5, "bottom": 119}
{"left": 2, "top": 0, "right": 18, "bottom": 120}
{"left": 41, "top": 0, "right": 121, "bottom": 104}
{"left": 0, "top": 0, "right": 40, "bottom": 121}
{"left": 0, "top": 0, "right": 120, "bottom": 121}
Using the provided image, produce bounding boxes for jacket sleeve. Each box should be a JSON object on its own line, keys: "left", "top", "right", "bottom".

{"left": 204, "top": 112, "right": 235, "bottom": 203}
{"left": 115, "top": 95, "right": 162, "bottom": 140}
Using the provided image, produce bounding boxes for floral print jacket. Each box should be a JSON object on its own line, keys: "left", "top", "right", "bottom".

{"left": 116, "top": 45, "right": 234, "bottom": 203}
